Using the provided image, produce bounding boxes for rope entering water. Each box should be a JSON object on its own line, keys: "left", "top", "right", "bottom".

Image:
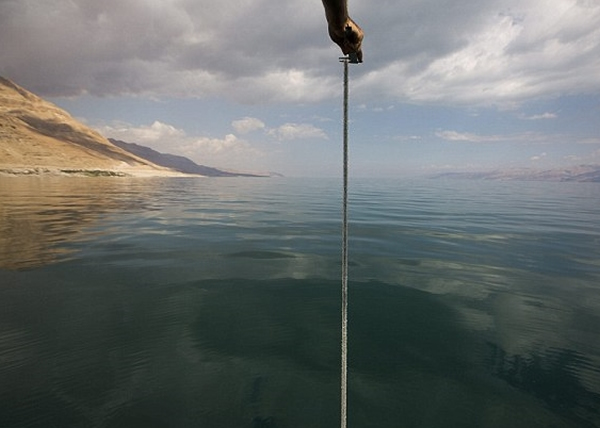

{"left": 340, "top": 56, "right": 350, "bottom": 428}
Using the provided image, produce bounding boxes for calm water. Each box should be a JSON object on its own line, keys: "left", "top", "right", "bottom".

{"left": 1, "top": 176, "right": 600, "bottom": 428}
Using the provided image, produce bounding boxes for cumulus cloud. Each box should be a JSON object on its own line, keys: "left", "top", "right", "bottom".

{"left": 436, "top": 130, "right": 549, "bottom": 143}
{"left": 520, "top": 112, "right": 558, "bottom": 120}
{"left": 187, "top": 134, "right": 252, "bottom": 156}
{"left": 232, "top": 117, "right": 265, "bottom": 134}
{"left": 267, "top": 123, "right": 328, "bottom": 141}
{"left": 436, "top": 130, "right": 505, "bottom": 143}
{"left": 97, "top": 120, "right": 262, "bottom": 169}
{"left": 226, "top": 116, "right": 328, "bottom": 142}
{"left": 181, "top": 134, "right": 264, "bottom": 170}
{"left": 98, "top": 117, "right": 329, "bottom": 172}
{"left": 1, "top": 0, "right": 599, "bottom": 105}
{"left": 101, "top": 121, "right": 186, "bottom": 143}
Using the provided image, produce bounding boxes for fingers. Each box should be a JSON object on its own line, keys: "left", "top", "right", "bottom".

{"left": 343, "top": 20, "right": 364, "bottom": 62}
{"left": 327, "top": 18, "right": 364, "bottom": 62}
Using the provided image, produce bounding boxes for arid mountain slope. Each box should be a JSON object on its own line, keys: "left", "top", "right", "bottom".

{"left": 0, "top": 76, "right": 178, "bottom": 176}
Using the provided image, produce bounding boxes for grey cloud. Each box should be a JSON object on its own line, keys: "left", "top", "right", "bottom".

{"left": 354, "top": 0, "right": 509, "bottom": 72}
{"left": 1, "top": 0, "right": 599, "bottom": 105}
{"left": 0, "top": 0, "right": 193, "bottom": 95}
{"left": 353, "top": 0, "right": 600, "bottom": 105}
{"left": 173, "top": 0, "right": 329, "bottom": 76}
{"left": 0, "top": 0, "right": 332, "bottom": 99}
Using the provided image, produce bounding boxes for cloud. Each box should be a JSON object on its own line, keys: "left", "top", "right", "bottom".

{"left": 181, "top": 134, "right": 264, "bottom": 170}
{"left": 0, "top": 0, "right": 334, "bottom": 102}
{"left": 530, "top": 152, "right": 547, "bottom": 161}
{"left": 228, "top": 116, "right": 328, "bottom": 142}
{"left": 188, "top": 134, "right": 250, "bottom": 156}
{"left": 267, "top": 123, "right": 328, "bottom": 141}
{"left": 97, "top": 120, "right": 262, "bottom": 169}
{"left": 563, "top": 150, "right": 600, "bottom": 164}
{"left": 354, "top": 0, "right": 600, "bottom": 105}
{"left": 435, "top": 130, "right": 504, "bottom": 143}
{"left": 520, "top": 112, "right": 557, "bottom": 120}
{"left": 436, "top": 130, "right": 549, "bottom": 143}
{"left": 576, "top": 137, "right": 600, "bottom": 144}
{"left": 100, "top": 121, "right": 186, "bottom": 143}
{"left": 232, "top": 117, "right": 265, "bottom": 134}
{"left": 230, "top": 116, "right": 329, "bottom": 143}
{"left": 393, "top": 135, "right": 422, "bottom": 142}
{"left": 1, "top": 0, "right": 599, "bottom": 105}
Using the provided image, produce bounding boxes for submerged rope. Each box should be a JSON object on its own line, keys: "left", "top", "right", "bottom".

{"left": 340, "top": 55, "right": 350, "bottom": 428}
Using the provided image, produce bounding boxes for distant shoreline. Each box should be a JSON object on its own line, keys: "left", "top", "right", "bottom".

{"left": 430, "top": 166, "right": 600, "bottom": 183}
{"left": 0, "top": 166, "right": 203, "bottom": 178}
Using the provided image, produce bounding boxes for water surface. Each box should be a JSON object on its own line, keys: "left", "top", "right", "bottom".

{"left": 1, "top": 176, "right": 599, "bottom": 427}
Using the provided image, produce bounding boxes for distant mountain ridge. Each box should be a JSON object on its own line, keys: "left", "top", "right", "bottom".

{"left": 432, "top": 165, "right": 600, "bottom": 182}
{"left": 109, "top": 139, "right": 268, "bottom": 177}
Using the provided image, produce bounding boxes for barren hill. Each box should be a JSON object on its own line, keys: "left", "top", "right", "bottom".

{"left": 0, "top": 76, "right": 182, "bottom": 176}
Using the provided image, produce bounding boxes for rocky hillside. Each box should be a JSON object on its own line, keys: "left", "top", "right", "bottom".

{"left": 0, "top": 77, "right": 189, "bottom": 176}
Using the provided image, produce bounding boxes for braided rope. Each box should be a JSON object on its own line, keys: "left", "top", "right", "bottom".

{"left": 340, "top": 55, "right": 350, "bottom": 428}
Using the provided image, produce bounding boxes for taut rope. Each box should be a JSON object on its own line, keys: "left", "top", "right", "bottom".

{"left": 339, "top": 53, "right": 353, "bottom": 428}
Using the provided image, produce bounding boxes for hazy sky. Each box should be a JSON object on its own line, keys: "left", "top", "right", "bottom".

{"left": 2, "top": 0, "right": 599, "bottom": 176}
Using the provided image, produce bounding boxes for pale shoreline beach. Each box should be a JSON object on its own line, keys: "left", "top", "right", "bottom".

{"left": 0, "top": 165, "right": 204, "bottom": 178}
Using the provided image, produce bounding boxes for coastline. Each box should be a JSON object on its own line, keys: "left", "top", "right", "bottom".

{"left": 0, "top": 166, "right": 204, "bottom": 178}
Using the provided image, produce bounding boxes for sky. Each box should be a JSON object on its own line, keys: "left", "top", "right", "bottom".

{"left": 1, "top": 0, "right": 600, "bottom": 177}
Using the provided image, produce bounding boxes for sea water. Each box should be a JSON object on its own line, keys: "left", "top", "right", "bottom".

{"left": 1, "top": 176, "right": 599, "bottom": 428}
